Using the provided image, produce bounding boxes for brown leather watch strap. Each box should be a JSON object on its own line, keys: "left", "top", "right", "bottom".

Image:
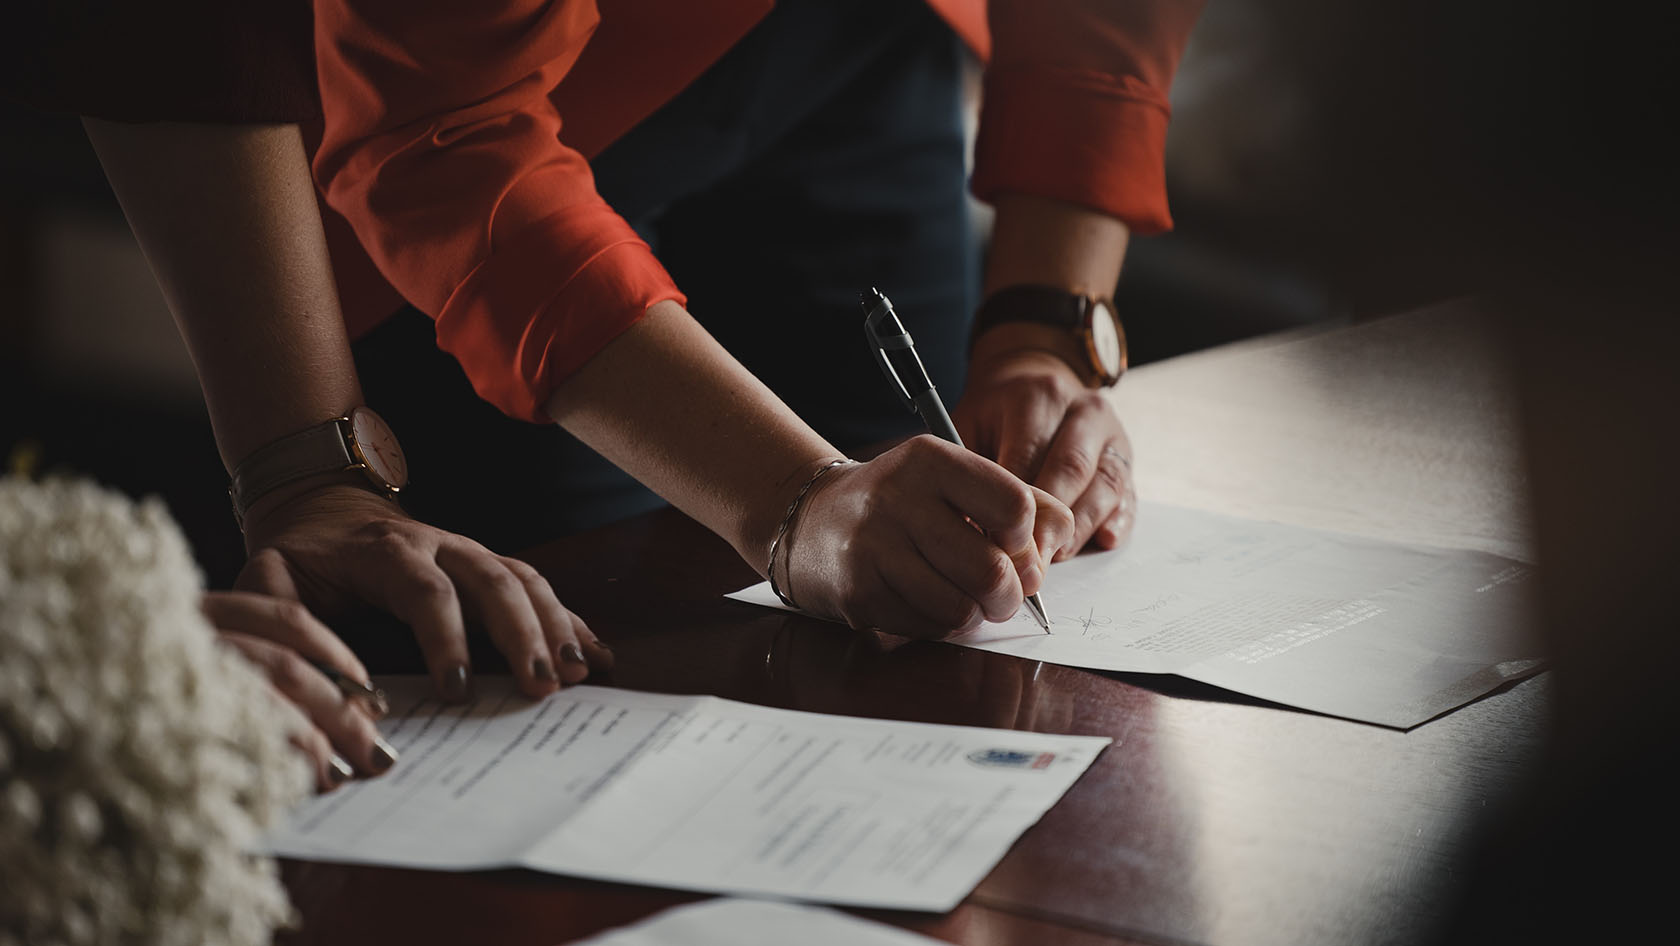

{"left": 971, "top": 285, "right": 1125, "bottom": 387}
{"left": 228, "top": 419, "right": 358, "bottom": 523}
{"left": 971, "top": 285, "right": 1091, "bottom": 342}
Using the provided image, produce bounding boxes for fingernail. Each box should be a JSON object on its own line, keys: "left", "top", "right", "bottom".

{"left": 442, "top": 664, "right": 472, "bottom": 702}
{"left": 590, "top": 636, "right": 611, "bottom": 653}
{"left": 370, "top": 737, "right": 398, "bottom": 773}
{"left": 328, "top": 754, "right": 354, "bottom": 786}
{"left": 533, "top": 658, "right": 558, "bottom": 683}
{"left": 365, "top": 687, "right": 391, "bottom": 719}
{"left": 559, "top": 643, "right": 586, "bottom": 665}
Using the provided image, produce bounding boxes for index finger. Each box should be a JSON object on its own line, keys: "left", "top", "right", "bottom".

{"left": 1031, "top": 400, "right": 1117, "bottom": 507}
{"left": 1028, "top": 485, "right": 1077, "bottom": 564}
{"left": 202, "top": 590, "right": 372, "bottom": 690}
{"left": 345, "top": 542, "right": 474, "bottom": 703}
{"left": 923, "top": 440, "right": 1043, "bottom": 566}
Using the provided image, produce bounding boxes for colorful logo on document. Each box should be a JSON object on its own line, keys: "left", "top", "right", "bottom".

{"left": 967, "top": 748, "right": 1055, "bottom": 770}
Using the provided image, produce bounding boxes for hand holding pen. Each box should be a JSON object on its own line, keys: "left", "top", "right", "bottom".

{"left": 772, "top": 436, "right": 1073, "bottom": 639}
{"left": 863, "top": 289, "right": 1058, "bottom": 632}
{"left": 758, "top": 289, "right": 1072, "bottom": 639}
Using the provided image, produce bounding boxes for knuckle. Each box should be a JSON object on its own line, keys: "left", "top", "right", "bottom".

{"left": 907, "top": 433, "right": 942, "bottom": 456}
{"left": 1004, "top": 483, "right": 1036, "bottom": 524}
{"left": 1046, "top": 443, "right": 1097, "bottom": 483}
{"left": 999, "top": 438, "right": 1049, "bottom": 472}
{"left": 1073, "top": 389, "right": 1111, "bottom": 413}
{"left": 270, "top": 651, "right": 314, "bottom": 693}
{"left": 409, "top": 570, "right": 456, "bottom": 603}
{"left": 1021, "top": 373, "right": 1068, "bottom": 403}
{"left": 1093, "top": 457, "right": 1126, "bottom": 491}
{"left": 501, "top": 557, "right": 541, "bottom": 582}
{"left": 909, "top": 434, "right": 956, "bottom": 468}
{"left": 365, "top": 522, "right": 415, "bottom": 556}
{"left": 481, "top": 566, "right": 525, "bottom": 598}
{"left": 1052, "top": 496, "right": 1078, "bottom": 528}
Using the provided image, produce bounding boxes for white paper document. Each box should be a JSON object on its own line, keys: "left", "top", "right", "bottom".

{"left": 730, "top": 502, "right": 1543, "bottom": 728}
{"left": 559, "top": 898, "right": 946, "bottom": 946}
{"left": 267, "top": 677, "right": 1108, "bottom": 911}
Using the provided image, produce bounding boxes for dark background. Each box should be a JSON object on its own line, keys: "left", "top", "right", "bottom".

{"left": 1, "top": 5, "right": 1674, "bottom": 942}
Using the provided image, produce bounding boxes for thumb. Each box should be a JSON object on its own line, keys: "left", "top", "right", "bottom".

{"left": 235, "top": 547, "right": 303, "bottom": 600}
{"left": 1029, "top": 486, "right": 1076, "bottom": 564}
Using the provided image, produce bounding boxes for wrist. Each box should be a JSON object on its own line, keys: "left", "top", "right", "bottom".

{"left": 239, "top": 474, "right": 399, "bottom": 550}
{"left": 983, "top": 194, "right": 1129, "bottom": 298}
{"left": 741, "top": 453, "right": 853, "bottom": 579}
{"left": 969, "top": 322, "right": 1092, "bottom": 385}
{"left": 228, "top": 406, "right": 408, "bottom": 532}
{"left": 969, "top": 286, "right": 1127, "bottom": 388}
{"left": 765, "top": 458, "right": 855, "bottom": 607}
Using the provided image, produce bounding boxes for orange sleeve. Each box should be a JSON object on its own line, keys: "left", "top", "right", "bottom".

{"left": 311, "top": 0, "right": 684, "bottom": 423}
{"left": 970, "top": 0, "right": 1204, "bottom": 235}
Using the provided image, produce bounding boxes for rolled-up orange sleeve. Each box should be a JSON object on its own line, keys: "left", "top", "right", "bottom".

{"left": 312, "top": 0, "right": 684, "bottom": 422}
{"left": 970, "top": 0, "right": 1204, "bottom": 235}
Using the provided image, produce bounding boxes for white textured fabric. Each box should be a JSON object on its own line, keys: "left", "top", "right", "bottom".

{"left": 0, "top": 477, "right": 310, "bottom": 946}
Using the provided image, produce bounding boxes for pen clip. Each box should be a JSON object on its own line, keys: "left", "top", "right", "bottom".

{"left": 862, "top": 290, "right": 920, "bottom": 413}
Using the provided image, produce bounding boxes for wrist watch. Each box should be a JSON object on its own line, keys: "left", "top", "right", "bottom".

{"left": 971, "top": 285, "right": 1128, "bottom": 387}
{"left": 228, "top": 406, "right": 409, "bottom": 527}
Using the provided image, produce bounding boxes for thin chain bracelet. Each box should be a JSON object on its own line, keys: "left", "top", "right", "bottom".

{"left": 767, "top": 457, "right": 854, "bottom": 609}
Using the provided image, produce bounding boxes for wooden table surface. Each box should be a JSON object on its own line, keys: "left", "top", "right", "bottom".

{"left": 278, "top": 299, "right": 1546, "bottom": 946}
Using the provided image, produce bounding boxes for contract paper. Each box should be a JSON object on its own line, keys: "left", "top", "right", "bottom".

{"left": 560, "top": 898, "right": 946, "bottom": 946}
{"left": 729, "top": 502, "right": 1543, "bottom": 729}
{"left": 266, "top": 677, "right": 1109, "bottom": 911}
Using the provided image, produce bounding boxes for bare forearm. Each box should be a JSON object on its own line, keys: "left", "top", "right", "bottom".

{"left": 82, "top": 119, "right": 361, "bottom": 472}
{"left": 543, "top": 300, "right": 838, "bottom": 572}
{"left": 984, "top": 193, "right": 1130, "bottom": 296}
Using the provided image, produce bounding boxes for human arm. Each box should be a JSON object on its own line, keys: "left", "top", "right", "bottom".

{"left": 80, "top": 119, "right": 608, "bottom": 700}
{"left": 547, "top": 301, "right": 1074, "bottom": 638}
{"left": 312, "top": 0, "right": 1074, "bottom": 636}
{"left": 953, "top": 0, "right": 1204, "bottom": 555}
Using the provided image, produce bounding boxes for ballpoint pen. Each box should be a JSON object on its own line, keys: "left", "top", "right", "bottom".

{"left": 862, "top": 287, "right": 1052, "bottom": 633}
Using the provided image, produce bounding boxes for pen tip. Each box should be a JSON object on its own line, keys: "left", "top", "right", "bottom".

{"left": 1025, "top": 594, "right": 1050, "bottom": 632}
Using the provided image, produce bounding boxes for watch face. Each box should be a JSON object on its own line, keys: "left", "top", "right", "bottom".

{"left": 1088, "top": 300, "right": 1127, "bottom": 382}
{"left": 348, "top": 407, "right": 409, "bottom": 490}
